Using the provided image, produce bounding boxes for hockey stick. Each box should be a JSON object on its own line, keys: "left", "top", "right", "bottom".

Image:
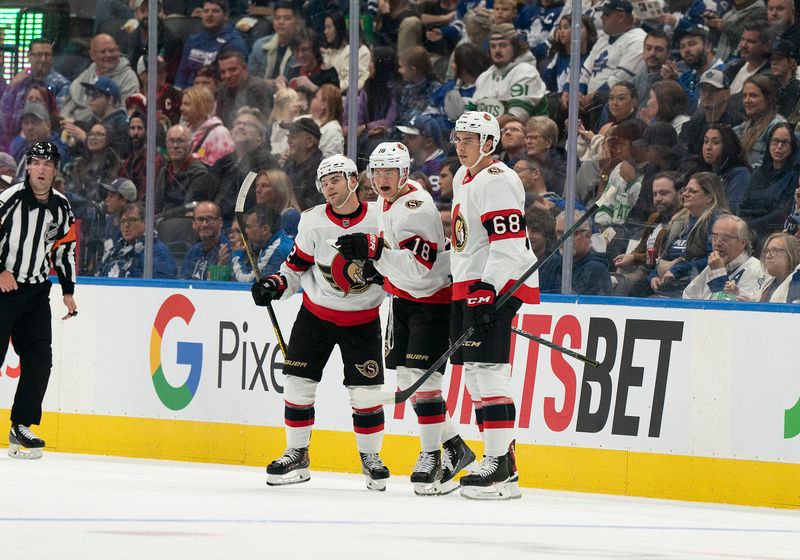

{"left": 510, "top": 327, "right": 600, "bottom": 367}
{"left": 235, "top": 170, "right": 288, "bottom": 357}
{"left": 353, "top": 186, "right": 619, "bottom": 406}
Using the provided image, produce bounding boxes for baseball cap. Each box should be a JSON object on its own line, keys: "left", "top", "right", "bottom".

{"left": 22, "top": 102, "right": 50, "bottom": 122}
{"left": 0, "top": 152, "right": 16, "bottom": 171}
{"left": 126, "top": 93, "right": 147, "bottom": 111}
{"left": 698, "top": 68, "right": 730, "bottom": 90}
{"left": 772, "top": 38, "right": 797, "bottom": 59}
{"left": 81, "top": 77, "right": 121, "bottom": 102}
{"left": 675, "top": 23, "right": 709, "bottom": 43}
{"left": 101, "top": 177, "right": 138, "bottom": 202}
{"left": 279, "top": 117, "right": 321, "bottom": 140}
{"left": 633, "top": 122, "right": 678, "bottom": 148}
{"left": 397, "top": 114, "right": 443, "bottom": 142}
{"left": 600, "top": 0, "right": 633, "bottom": 13}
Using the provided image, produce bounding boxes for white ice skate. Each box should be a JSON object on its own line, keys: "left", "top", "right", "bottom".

{"left": 359, "top": 452, "right": 390, "bottom": 491}
{"left": 266, "top": 447, "right": 311, "bottom": 486}
{"left": 8, "top": 424, "right": 44, "bottom": 460}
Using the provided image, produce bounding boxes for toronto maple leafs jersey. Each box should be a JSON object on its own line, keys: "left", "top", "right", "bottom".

{"left": 374, "top": 180, "right": 451, "bottom": 304}
{"left": 450, "top": 161, "right": 539, "bottom": 303}
{"left": 277, "top": 201, "right": 386, "bottom": 326}
{"left": 580, "top": 27, "right": 647, "bottom": 94}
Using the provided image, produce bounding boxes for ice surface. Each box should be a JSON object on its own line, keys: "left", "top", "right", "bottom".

{"left": 0, "top": 452, "right": 798, "bottom": 559}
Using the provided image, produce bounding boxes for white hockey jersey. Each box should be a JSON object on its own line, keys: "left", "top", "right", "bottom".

{"left": 450, "top": 161, "right": 539, "bottom": 303}
{"left": 580, "top": 27, "right": 647, "bottom": 93}
{"left": 277, "top": 201, "right": 386, "bottom": 326}
{"left": 468, "top": 51, "right": 548, "bottom": 120}
{"left": 682, "top": 254, "right": 767, "bottom": 301}
{"left": 374, "top": 180, "right": 451, "bottom": 304}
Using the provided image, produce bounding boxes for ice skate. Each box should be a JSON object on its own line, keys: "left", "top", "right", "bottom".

{"left": 459, "top": 454, "right": 518, "bottom": 500}
{"left": 410, "top": 450, "right": 442, "bottom": 496}
{"left": 359, "top": 452, "right": 390, "bottom": 491}
{"left": 440, "top": 435, "right": 477, "bottom": 495}
{"left": 266, "top": 447, "right": 310, "bottom": 486}
{"left": 8, "top": 424, "right": 44, "bottom": 460}
{"left": 504, "top": 439, "right": 522, "bottom": 499}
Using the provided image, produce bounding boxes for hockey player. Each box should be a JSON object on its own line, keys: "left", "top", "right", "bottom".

{"left": 0, "top": 142, "right": 78, "bottom": 459}
{"left": 336, "top": 142, "right": 475, "bottom": 496}
{"left": 449, "top": 111, "right": 539, "bottom": 499}
{"left": 251, "top": 154, "right": 391, "bottom": 491}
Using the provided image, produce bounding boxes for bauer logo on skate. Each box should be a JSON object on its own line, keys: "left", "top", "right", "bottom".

{"left": 149, "top": 294, "right": 203, "bottom": 411}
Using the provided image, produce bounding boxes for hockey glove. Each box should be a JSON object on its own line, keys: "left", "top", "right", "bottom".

{"left": 336, "top": 233, "right": 384, "bottom": 261}
{"left": 466, "top": 282, "right": 498, "bottom": 338}
{"left": 362, "top": 260, "right": 384, "bottom": 286}
{"left": 251, "top": 274, "right": 287, "bottom": 306}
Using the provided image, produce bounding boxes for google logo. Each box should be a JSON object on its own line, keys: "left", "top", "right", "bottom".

{"left": 149, "top": 294, "right": 203, "bottom": 411}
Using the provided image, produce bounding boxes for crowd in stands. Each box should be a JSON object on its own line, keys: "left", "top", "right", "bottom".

{"left": 1, "top": 0, "right": 800, "bottom": 302}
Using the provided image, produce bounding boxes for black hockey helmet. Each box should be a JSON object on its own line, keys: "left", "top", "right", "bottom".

{"left": 26, "top": 141, "right": 60, "bottom": 165}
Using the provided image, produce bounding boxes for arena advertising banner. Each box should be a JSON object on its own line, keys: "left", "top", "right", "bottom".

{"left": 2, "top": 284, "right": 799, "bottom": 465}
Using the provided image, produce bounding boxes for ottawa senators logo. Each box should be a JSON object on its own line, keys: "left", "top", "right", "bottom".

{"left": 452, "top": 203, "right": 467, "bottom": 253}
{"left": 487, "top": 166, "right": 503, "bottom": 175}
{"left": 405, "top": 199, "right": 422, "bottom": 210}
{"left": 318, "top": 253, "right": 370, "bottom": 295}
{"left": 355, "top": 360, "right": 380, "bottom": 378}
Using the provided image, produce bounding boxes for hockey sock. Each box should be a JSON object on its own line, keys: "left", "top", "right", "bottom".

{"left": 285, "top": 400, "right": 314, "bottom": 449}
{"left": 440, "top": 413, "right": 458, "bottom": 443}
{"left": 474, "top": 401, "right": 485, "bottom": 433}
{"left": 481, "top": 396, "right": 516, "bottom": 457}
{"left": 411, "top": 390, "right": 446, "bottom": 452}
{"left": 352, "top": 405, "right": 385, "bottom": 454}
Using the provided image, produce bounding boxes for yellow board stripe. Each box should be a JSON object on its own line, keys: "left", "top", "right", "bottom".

{"left": 2, "top": 409, "right": 798, "bottom": 509}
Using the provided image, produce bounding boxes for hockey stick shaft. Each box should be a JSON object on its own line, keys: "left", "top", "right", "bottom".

{"left": 510, "top": 326, "right": 599, "bottom": 367}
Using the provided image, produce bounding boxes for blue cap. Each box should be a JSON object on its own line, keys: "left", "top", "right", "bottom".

{"left": 81, "top": 76, "right": 121, "bottom": 102}
{"left": 600, "top": 0, "right": 633, "bottom": 13}
{"left": 397, "top": 114, "right": 443, "bottom": 143}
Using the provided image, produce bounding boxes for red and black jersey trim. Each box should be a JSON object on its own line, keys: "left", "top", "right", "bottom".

{"left": 286, "top": 243, "right": 314, "bottom": 272}
{"left": 398, "top": 234, "right": 438, "bottom": 270}
{"left": 480, "top": 209, "right": 526, "bottom": 243}
{"left": 326, "top": 201, "right": 368, "bottom": 228}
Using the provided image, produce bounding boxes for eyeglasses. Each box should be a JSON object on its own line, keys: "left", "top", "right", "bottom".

{"left": 525, "top": 134, "right": 545, "bottom": 142}
{"left": 193, "top": 216, "right": 219, "bottom": 224}
{"left": 770, "top": 138, "right": 792, "bottom": 147}
{"left": 764, "top": 247, "right": 787, "bottom": 257}
{"left": 234, "top": 120, "right": 259, "bottom": 128}
{"left": 120, "top": 217, "right": 143, "bottom": 226}
{"left": 710, "top": 233, "right": 738, "bottom": 243}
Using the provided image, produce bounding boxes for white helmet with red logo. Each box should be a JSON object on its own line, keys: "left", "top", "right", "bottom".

{"left": 453, "top": 111, "right": 501, "bottom": 155}
{"left": 315, "top": 154, "right": 359, "bottom": 193}
{"left": 368, "top": 142, "right": 411, "bottom": 195}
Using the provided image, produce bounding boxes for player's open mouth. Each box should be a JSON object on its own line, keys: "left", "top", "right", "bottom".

{"left": 379, "top": 185, "right": 392, "bottom": 194}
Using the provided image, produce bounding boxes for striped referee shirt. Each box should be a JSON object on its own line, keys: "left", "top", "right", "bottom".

{"left": 0, "top": 181, "right": 77, "bottom": 294}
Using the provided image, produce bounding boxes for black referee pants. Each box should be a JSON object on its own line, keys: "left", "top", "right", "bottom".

{"left": 0, "top": 281, "right": 53, "bottom": 427}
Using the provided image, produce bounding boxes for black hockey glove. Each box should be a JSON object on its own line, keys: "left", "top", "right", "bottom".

{"left": 466, "top": 281, "right": 498, "bottom": 338}
{"left": 251, "top": 274, "right": 287, "bottom": 306}
{"left": 363, "top": 260, "right": 384, "bottom": 286}
{"left": 336, "top": 233, "right": 384, "bottom": 261}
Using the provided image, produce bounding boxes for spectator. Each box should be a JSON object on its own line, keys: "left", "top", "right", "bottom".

{"left": 155, "top": 124, "right": 218, "bottom": 214}
{"left": 120, "top": 112, "right": 160, "bottom": 200}
{"left": 97, "top": 202, "right": 178, "bottom": 278}
{"left": 496, "top": 117, "right": 527, "bottom": 166}
{"left": 0, "top": 152, "right": 15, "bottom": 190}
{"left": 175, "top": 0, "right": 248, "bottom": 89}
{"left": 629, "top": 29, "right": 668, "bottom": 115}
{"left": 548, "top": 210, "right": 612, "bottom": 295}
{"left": 594, "top": 120, "right": 645, "bottom": 230}
{"left": 139, "top": 55, "right": 182, "bottom": 125}
{"left": 642, "top": 80, "right": 691, "bottom": 135}
{"left": 492, "top": 0, "right": 518, "bottom": 25}
{"left": 699, "top": 123, "right": 752, "bottom": 213}
{"left": 679, "top": 69, "right": 745, "bottom": 156}
{"left": 269, "top": 88, "right": 304, "bottom": 157}
{"left": 520, "top": 0, "right": 565, "bottom": 63}
{"left": 612, "top": 171, "right": 683, "bottom": 296}
{"left": 515, "top": 157, "right": 560, "bottom": 210}
{"left": 768, "top": 0, "right": 800, "bottom": 50}
{"left": 435, "top": 156, "right": 459, "bottom": 206}
{"left": 0, "top": 39, "right": 69, "bottom": 149}
{"left": 181, "top": 201, "right": 230, "bottom": 280}
{"left": 592, "top": 81, "right": 639, "bottom": 136}
{"left": 428, "top": 42, "right": 490, "bottom": 133}
{"left": 254, "top": 169, "right": 301, "bottom": 237}
{"left": 727, "top": 21, "right": 773, "bottom": 101}
{"left": 661, "top": 25, "right": 722, "bottom": 111}
{"left": 734, "top": 75, "right": 785, "bottom": 168}
{"left": 310, "top": 84, "right": 344, "bottom": 158}
{"left": 374, "top": 0, "right": 417, "bottom": 50}
{"left": 577, "top": 0, "right": 646, "bottom": 130}
{"left": 212, "top": 106, "right": 277, "bottom": 222}
{"left": 739, "top": 122, "right": 800, "bottom": 244}
{"left": 469, "top": 24, "right": 548, "bottom": 122}
{"left": 683, "top": 215, "right": 765, "bottom": 300}
{"left": 410, "top": 0, "right": 463, "bottom": 64}
{"left": 650, "top": 172, "right": 729, "bottom": 296}
{"left": 193, "top": 66, "right": 220, "bottom": 98}
{"left": 231, "top": 206, "right": 293, "bottom": 281}
{"left": 216, "top": 49, "right": 273, "bottom": 129}
{"left": 62, "top": 34, "right": 139, "bottom": 123}
{"left": 180, "top": 85, "right": 235, "bottom": 166}
{"left": 461, "top": 6, "right": 494, "bottom": 48}
{"left": 707, "top": 0, "right": 767, "bottom": 62}
{"left": 526, "top": 205, "right": 560, "bottom": 293}
{"left": 769, "top": 39, "right": 800, "bottom": 121}
{"left": 304, "top": 0, "right": 342, "bottom": 37}
{"left": 128, "top": 0, "right": 184, "bottom": 80}
{"left": 248, "top": 0, "right": 298, "bottom": 86}
{"left": 63, "top": 123, "right": 122, "bottom": 204}
{"left": 284, "top": 29, "right": 340, "bottom": 104}
{"left": 281, "top": 117, "right": 324, "bottom": 210}
{"left": 357, "top": 170, "right": 379, "bottom": 203}
{"left": 548, "top": 15, "right": 597, "bottom": 118}
{"left": 322, "top": 11, "right": 371, "bottom": 93}
{"left": 755, "top": 232, "right": 800, "bottom": 301}
{"left": 9, "top": 103, "right": 69, "bottom": 178}
{"left": 100, "top": 177, "right": 138, "bottom": 257}
{"left": 398, "top": 114, "right": 446, "bottom": 189}
{"left": 397, "top": 46, "right": 442, "bottom": 128}
{"left": 7, "top": 83, "right": 62, "bottom": 153}
{"left": 525, "top": 116, "right": 567, "bottom": 195}
{"left": 78, "top": 77, "right": 130, "bottom": 158}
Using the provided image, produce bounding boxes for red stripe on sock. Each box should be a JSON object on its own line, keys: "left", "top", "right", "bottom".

{"left": 285, "top": 419, "right": 314, "bottom": 428}
{"left": 418, "top": 414, "right": 446, "bottom": 425}
{"left": 483, "top": 420, "right": 515, "bottom": 429}
{"left": 354, "top": 424, "right": 384, "bottom": 434}
{"left": 353, "top": 405, "right": 383, "bottom": 414}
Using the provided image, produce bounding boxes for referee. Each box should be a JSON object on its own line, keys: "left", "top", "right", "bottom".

{"left": 0, "top": 142, "right": 78, "bottom": 460}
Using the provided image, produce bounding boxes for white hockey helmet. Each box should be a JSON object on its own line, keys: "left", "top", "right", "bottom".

{"left": 453, "top": 111, "right": 501, "bottom": 155}
{"left": 368, "top": 142, "right": 411, "bottom": 193}
{"left": 315, "top": 154, "right": 359, "bottom": 192}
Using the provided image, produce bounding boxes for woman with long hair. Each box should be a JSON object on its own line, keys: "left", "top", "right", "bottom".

{"left": 544, "top": 15, "right": 597, "bottom": 95}
{"left": 397, "top": 46, "right": 441, "bottom": 128}
{"left": 699, "top": 123, "right": 751, "bottom": 213}
{"left": 734, "top": 75, "right": 786, "bottom": 168}
{"left": 650, "top": 172, "right": 730, "bottom": 295}
{"left": 739, "top": 122, "right": 800, "bottom": 244}
{"left": 64, "top": 122, "right": 121, "bottom": 203}
{"left": 756, "top": 232, "right": 800, "bottom": 302}
{"left": 310, "top": 84, "right": 344, "bottom": 158}
{"left": 321, "top": 11, "right": 370, "bottom": 94}
{"left": 180, "top": 85, "right": 234, "bottom": 166}
{"left": 254, "top": 169, "right": 301, "bottom": 237}
{"left": 578, "top": 81, "right": 638, "bottom": 155}
{"left": 643, "top": 80, "right": 691, "bottom": 134}
{"left": 268, "top": 88, "right": 304, "bottom": 157}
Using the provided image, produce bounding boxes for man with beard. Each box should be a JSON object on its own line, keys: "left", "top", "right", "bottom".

{"left": 211, "top": 106, "right": 276, "bottom": 223}
{"left": 631, "top": 29, "right": 670, "bottom": 110}
{"left": 725, "top": 21, "right": 773, "bottom": 97}
{"left": 121, "top": 112, "right": 160, "bottom": 199}
{"left": 767, "top": 0, "right": 800, "bottom": 52}
{"left": 679, "top": 69, "right": 745, "bottom": 155}
{"left": 660, "top": 25, "right": 723, "bottom": 111}
{"left": 127, "top": 0, "right": 184, "bottom": 81}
